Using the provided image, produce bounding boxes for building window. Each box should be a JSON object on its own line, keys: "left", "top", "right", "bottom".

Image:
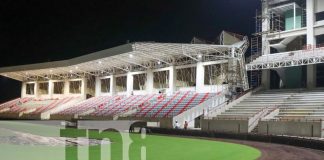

{"left": 133, "top": 74, "right": 147, "bottom": 91}
{"left": 69, "top": 81, "right": 81, "bottom": 94}
{"left": 38, "top": 82, "right": 49, "bottom": 95}
{"left": 116, "top": 76, "right": 127, "bottom": 92}
{"left": 316, "top": 11, "right": 324, "bottom": 21}
{"left": 101, "top": 78, "right": 110, "bottom": 93}
{"left": 26, "top": 83, "right": 35, "bottom": 95}
{"left": 54, "top": 82, "right": 64, "bottom": 94}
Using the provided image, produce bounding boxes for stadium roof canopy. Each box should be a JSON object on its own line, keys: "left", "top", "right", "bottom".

{"left": 0, "top": 33, "right": 247, "bottom": 82}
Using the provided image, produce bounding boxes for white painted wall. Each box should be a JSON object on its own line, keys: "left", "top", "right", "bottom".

{"left": 259, "top": 120, "right": 323, "bottom": 138}
{"left": 315, "top": 0, "right": 324, "bottom": 13}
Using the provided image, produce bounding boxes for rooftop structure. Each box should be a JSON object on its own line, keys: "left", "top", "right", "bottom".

{"left": 0, "top": 31, "right": 249, "bottom": 100}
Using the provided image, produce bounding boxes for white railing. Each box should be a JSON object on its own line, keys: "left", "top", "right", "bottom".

{"left": 172, "top": 93, "right": 226, "bottom": 128}
{"left": 248, "top": 105, "right": 280, "bottom": 132}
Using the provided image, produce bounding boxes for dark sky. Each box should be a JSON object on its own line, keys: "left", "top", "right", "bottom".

{"left": 0, "top": 0, "right": 260, "bottom": 102}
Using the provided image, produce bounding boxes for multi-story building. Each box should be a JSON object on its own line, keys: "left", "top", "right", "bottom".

{"left": 247, "top": 0, "right": 324, "bottom": 89}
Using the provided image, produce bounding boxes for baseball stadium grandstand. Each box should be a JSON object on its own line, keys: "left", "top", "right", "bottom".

{"left": 1, "top": 0, "right": 324, "bottom": 159}
{"left": 0, "top": 0, "right": 324, "bottom": 138}
{"left": 0, "top": 30, "right": 242, "bottom": 127}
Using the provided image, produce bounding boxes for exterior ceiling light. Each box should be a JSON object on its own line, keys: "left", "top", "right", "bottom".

{"left": 75, "top": 66, "right": 79, "bottom": 69}
{"left": 98, "top": 61, "right": 102, "bottom": 64}
{"left": 198, "top": 54, "right": 202, "bottom": 58}
{"left": 157, "top": 61, "right": 161, "bottom": 65}
{"left": 129, "top": 54, "right": 133, "bottom": 58}
{"left": 69, "top": 70, "right": 73, "bottom": 73}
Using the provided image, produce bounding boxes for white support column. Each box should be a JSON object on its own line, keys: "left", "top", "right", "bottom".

{"left": 169, "top": 66, "right": 177, "bottom": 94}
{"left": 48, "top": 80, "right": 54, "bottom": 99}
{"left": 262, "top": 1, "right": 270, "bottom": 55}
{"left": 64, "top": 80, "right": 70, "bottom": 96}
{"left": 34, "top": 82, "right": 39, "bottom": 98}
{"left": 146, "top": 69, "right": 154, "bottom": 94}
{"left": 110, "top": 75, "right": 116, "bottom": 96}
{"left": 21, "top": 82, "right": 26, "bottom": 98}
{"left": 293, "top": 3, "right": 296, "bottom": 29}
{"left": 127, "top": 72, "right": 134, "bottom": 96}
{"left": 261, "top": 70, "right": 270, "bottom": 89}
{"left": 306, "top": 0, "right": 316, "bottom": 89}
{"left": 307, "top": 64, "right": 317, "bottom": 89}
{"left": 95, "top": 77, "right": 101, "bottom": 97}
{"left": 196, "top": 62, "right": 205, "bottom": 93}
{"left": 81, "top": 78, "right": 87, "bottom": 99}
{"left": 231, "top": 47, "right": 235, "bottom": 57}
{"left": 306, "top": 0, "right": 316, "bottom": 46}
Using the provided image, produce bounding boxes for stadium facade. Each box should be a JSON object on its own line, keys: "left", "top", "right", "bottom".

{"left": 1, "top": 0, "right": 324, "bottom": 138}
{"left": 0, "top": 31, "right": 248, "bottom": 127}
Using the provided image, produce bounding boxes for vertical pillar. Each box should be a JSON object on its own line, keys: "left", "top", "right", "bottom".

{"left": 81, "top": 78, "right": 87, "bottom": 99}
{"left": 34, "top": 82, "right": 39, "bottom": 98}
{"left": 169, "top": 66, "right": 177, "bottom": 94}
{"left": 262, "top": 0, "right": 270, "bottom": 55}
{"left": 306, "top": 0, "right": 316, "bottom": 46}
{"left": 306, "top": 0, "right": 316, "bottom": 89}
{"left": 110, "top": 75, "right": 116, "bottom": 96}
{"left": 231, "top": 47, "right": 235, "bottom": 57}
{"left": 127, "top": 72, "right": 134, "bottom": 96}
{"left": 196, "top": 62, "right": 205, "bottom": 93}
{"left": 64, "top": 80, "right": 70, "bottom": 96}
{"left": 146, "top": 69, "right": 154, "bottom": 94}
{"left": 261, "top": 70, "right": 270, "bottom": 89}
{"left": 293, "top": 3, "right": 296, "bottom": 29}
{"left": 95, "top": 77, "right": 101, "bottom": 97}
{"left": 21, "top": 82, "right": 26, "bottom": 98}
{"left": 307, "top": 64, "right": 317, "bottom": 89}
{"left": 48, "top": 80, "right": 54, "bottom": 98}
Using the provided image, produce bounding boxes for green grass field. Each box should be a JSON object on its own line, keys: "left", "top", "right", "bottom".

{"left": 0, "top": 121, "right": 261, "bottom": 160}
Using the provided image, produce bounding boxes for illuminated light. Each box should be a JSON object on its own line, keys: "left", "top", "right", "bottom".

{"left": 69, "top": 70, "right": 73, "bottom": 73}
{"left": 129, "top": 54, "right": 133, "bottom": 58}
{"left": 98, "top": 61, "right": 102, "bottom": 64}
{"left": 157, "top": 61, "right": 161, "bottom": 65}
{"left": 101, "top": 71, "right": 104, "bottom": 74}
{"left": 50, "top": 70, "right": 53, "bottom": 72}
{"left": 197, "top": 54, "right": 202, "bottom": 58}
{"left": 75, "top": 66, "right": 79, "bottom": 69}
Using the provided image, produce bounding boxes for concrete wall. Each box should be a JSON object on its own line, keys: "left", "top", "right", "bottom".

{"left": 315, "top": 0, "right": 324, "bottom": 13}
{"left": 201, "top": 119, "right": 249, "bottom": 133}
{"left": 160, "top": 118, "right": 173, "bottom": 128}
{"left": 258, "top": 120, "right": 323, "bottom": 138}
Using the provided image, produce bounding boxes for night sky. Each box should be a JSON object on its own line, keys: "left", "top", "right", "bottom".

{"left": 0, "top": 0, "right": 260, "bottom": 103}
